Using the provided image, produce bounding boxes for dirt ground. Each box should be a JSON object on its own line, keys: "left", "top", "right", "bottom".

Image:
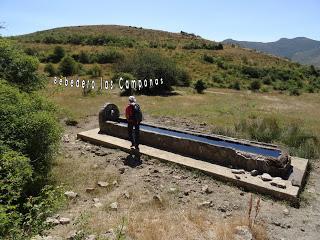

{"left": 44, "top": 115, "right": 320, "bottom": 240}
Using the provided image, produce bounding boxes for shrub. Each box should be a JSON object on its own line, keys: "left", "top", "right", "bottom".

{"left": 78, "top": 51, "right": 90, "bottom": 64}
{"left": 88, "top": 64, "right": 102, "bottom": 77}
{"left": 24, "top": 48, "right": 38, "bottom": 56}
{"left": 235, "top": 117, "right": 281, "bottom": 143}
{"left": 0, "top": 149, "right": 32, "bottom": 237}
{"left": 0, "top": 81, "right": 61, "bottom": 188}
{"left": 234, "top": 117, "right": 319, "bottom": 159}
{"left": 0, "top": 149, "right": 32, "bottom": 205}
{"left": 116, "top": 50, "right": 190, "bottom": 94}
{"left": 95, "top": 49, "right": 124, "bottom": 64}
{"left": 49, "top": 46, "right": 65, "bottom": 63}
{"left": 58, "top": 55, "right": 78, "bottom": 76}
{"left": 250, "top": 79, "right": 261, "bottom": 91}
{"left": 44, "top": 63, "right": 56, "bottom": 77}
{"left": 289, "top": 87, "right": 301, "bottom": 96}
{"left": 231, "top": 80, "right": 241, "bottom": 90}
{"left": 194, "top": 79, "right": 207, "bottom": 93}
{"left": 0, "top": 39, "right": 45, "bottom": 92}
{"left": 203, "top": 54, "right": 214, "bottom": 63}
{"left": 183, "top": 41, "right": 223, "bottom": 50}
{"left": 113, "top": 72, "right": 136, "bottom": 96}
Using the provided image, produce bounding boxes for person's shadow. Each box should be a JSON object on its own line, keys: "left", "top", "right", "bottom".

{"left": 124, "top": 151, "right": 142, "bottom": 168}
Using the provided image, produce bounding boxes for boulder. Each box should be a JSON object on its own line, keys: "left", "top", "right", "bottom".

{"left": 97, "top": 181, "right": 109, "bottom": 187}
{"left": 59, "top": 217, "right": 71, "bottom": 225}
{"left": 64, "top": 191, "right": 78, "bottom": 199}
{"left": 261, "top": 173, "right": 273, "bottom": 181}
{"left": 110, "top": 202, "right": 118, "bottom": 210}
{"left": 250, "top": 170, "right": 259, "bottom": 176}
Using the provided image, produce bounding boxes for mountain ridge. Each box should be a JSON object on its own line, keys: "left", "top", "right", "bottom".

{"left": 223, "top": 37, "right": 320, "bottom": 67}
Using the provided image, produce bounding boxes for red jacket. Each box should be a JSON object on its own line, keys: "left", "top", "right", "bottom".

{"left": 125, "top": 104, "right": 136, "bottom": 124}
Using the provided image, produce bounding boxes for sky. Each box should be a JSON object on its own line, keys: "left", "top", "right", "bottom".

{"left": 1, "top": 0, "right": 319, "bottom": 42}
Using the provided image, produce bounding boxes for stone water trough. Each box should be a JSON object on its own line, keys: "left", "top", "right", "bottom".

{"left": 77, "top": 103, "right": 309, "bottom": 202}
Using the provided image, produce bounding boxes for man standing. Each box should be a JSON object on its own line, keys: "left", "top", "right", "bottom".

{"left": 125, "top": 96, "right": 142, "bottom": 150}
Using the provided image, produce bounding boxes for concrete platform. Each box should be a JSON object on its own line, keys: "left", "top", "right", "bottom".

{"left": 77, "top": 128, "right": 309, "bottom": 203}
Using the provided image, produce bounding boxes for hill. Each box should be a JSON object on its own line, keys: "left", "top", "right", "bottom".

{"left": 10, "top": 25, "right": 320, "bottom": 94}
{"left": 223, "top": 37, "right": 320, "bottom": 67}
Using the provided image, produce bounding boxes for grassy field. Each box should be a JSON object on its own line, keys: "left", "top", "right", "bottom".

{"left": 44, "top": 83, "right": 320, "bottom": 133}
{"left": 42, "top": 82, "right": 320, "bottom": 159}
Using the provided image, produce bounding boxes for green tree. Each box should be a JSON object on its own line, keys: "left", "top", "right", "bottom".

{"left": 117, "top": 50, "right": 190, "bottom": 94}
{"left": 50, "top": 46, "right": 65, "bottom": 63}
{"left": 0, "top": 39, "right": 44, "bottom": 92}
{"left": 58, "top": 56, "right": 78, "bottom": 76}
{"left": 194, "top": 79, "right": 207, "bottom": 93}
{"left": 250, "top": 79, "right": 261, "bottom": 91}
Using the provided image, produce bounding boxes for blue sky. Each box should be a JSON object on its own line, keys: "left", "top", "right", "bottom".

{"left": 1, "top": 0, "right": 319, "bottom": 42}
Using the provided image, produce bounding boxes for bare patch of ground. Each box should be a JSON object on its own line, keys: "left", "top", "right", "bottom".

{"left": 43, "top": 115, "right": 320, "bottom": 240}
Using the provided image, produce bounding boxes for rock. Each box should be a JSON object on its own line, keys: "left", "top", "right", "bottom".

{"left": 64, "top": 191, "right": 78, "bottom": 199}
{"left": 119, "top": 167, "right": 126, "bottom": 174}
{"left": 110, "top": 202, "right": 118, "bottom": 210}
{"left": 102, "top": 229, "right": 115, "bottom": 239}
{"left": 85, "top": 187, "right": 95, "bottom": 193}
{"left": 234, "top": 174, "right": 241, "bottom": 179}
{"left": 184, "top": 189, "right": 191, "bottom": 196}
{"left": 93, "top": 198, "right": 100, "bottom": 203}
{"left": 95, "top": 151, "right": 108, "bottom": 156}
{"left": 261, "top": 173, "right": 273, "bottom": 181}
{"left": 231, "top": 169, "right": 245, "bottom": 174}
{"left": 202, "top": 185, "right": 213, "bottom": 194}
{"left": 62, "top": 134, "right": 70, "bottom": 143}
{"left": 112, "top": 180, "right": 118, "bottom": 186}
{"left": 283, "top": 208, "right": 290, "bottom": 216}
{"left": 94, "top": 202, "right": 103, "bottom": 208}
{"left": 92, "top": 164, "right": 99, "bottom": 169}
{"left": 66, "top": 230, "right": 77, "bottom": 239}
{"left": 97, "top": 181, "right": 109, "bottom": 187}
{"left": 197, "top": 200, "right": 213, "bottom": 208}
{"left": 234, "top": 225, "right": 253, "bottom": 240}
{"left": 153, "top": 195, "right": 163, "bottom": 204}
{"left": 59, "top": 217, "right": 71, "bottom": 225}
{"left": 123, "top": 191, "right": 130, "bottom": 199}
{"left": 271, "top": 177, "right": 286, "bottom": 189}
{"left": 272, "top": 221, "right": 281, "bottom": 227}
{"left": 85, "top": 235, "right": 96, "bottom": 240}
{"left": 45, "top": 217, "right": 60, "bottom": 226}
{"left": 169, "top": 187, "right": 177, "bottom": 193}
{"left": 250, "top": 170, "right": 259, "bottom": 176}
{"left": 173, "top": 175, "right": 182, "bottom": 180}
{"left": 218, "top": 206, "right": 227, "bottom": 212}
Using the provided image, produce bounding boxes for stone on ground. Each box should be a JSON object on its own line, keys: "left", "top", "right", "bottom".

{"left": 261, "top": 173, "right": 273, "bottom": 181}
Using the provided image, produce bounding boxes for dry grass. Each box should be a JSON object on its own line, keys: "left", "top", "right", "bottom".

{"left": 42, "top": 83, "right": 320, "bottom": 137}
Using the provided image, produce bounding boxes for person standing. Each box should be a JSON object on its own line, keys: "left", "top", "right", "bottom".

{"left": 125, "top": 96, "right": 143, "bottom": 150}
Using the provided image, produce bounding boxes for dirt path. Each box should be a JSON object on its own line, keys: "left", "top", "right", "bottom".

{"left": 44, "top": 115, "right": 320, "bottom": 240}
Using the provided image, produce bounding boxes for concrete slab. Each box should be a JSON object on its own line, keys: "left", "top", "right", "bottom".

{"left": 77, "top": 128, "right": 309, "bottom": 203}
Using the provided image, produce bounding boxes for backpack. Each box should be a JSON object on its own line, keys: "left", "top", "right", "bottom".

{"left": 133, "top": 104, "right": 143, "bottom": 123}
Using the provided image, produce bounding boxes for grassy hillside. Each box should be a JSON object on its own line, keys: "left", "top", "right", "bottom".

{"left": 11, "top": 25, "right": 320, "bottom": 94}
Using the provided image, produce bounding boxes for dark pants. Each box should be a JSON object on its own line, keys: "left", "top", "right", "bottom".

{"left": 128, "top": 122, "right": 140, "bottom": 147}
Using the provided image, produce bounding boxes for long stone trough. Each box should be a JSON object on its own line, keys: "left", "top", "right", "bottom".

{"left": 77, "top": 103, "right": 309, "bottom": 202}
